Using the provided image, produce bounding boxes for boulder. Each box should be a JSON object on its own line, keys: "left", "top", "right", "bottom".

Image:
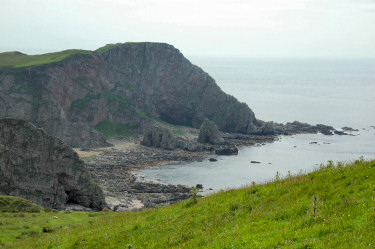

{"left": 0, "top": 118, "right": 106, "bottom": 210}
{"left": 254, "top": 121, "right": 275, "bottom": 135}
{"left": 195, "top": 184, "right": 203, "bottom": 189}
{"left": 215, "top": 147, "right": 238, "bottom": 155}
{"left": 198, "top": 119, "right": 223, "bottom": 144}
{"left": 342, "top": 127, "right": 359, "bottom": 132}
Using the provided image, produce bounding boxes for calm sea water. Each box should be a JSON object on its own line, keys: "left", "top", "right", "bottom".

{"left": 138, "top": 57, "right": 375, "bottom": 194}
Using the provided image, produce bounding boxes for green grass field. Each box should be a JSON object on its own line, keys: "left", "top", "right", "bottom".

{"left": 2, "top": 158, "right": 374, "bottom": 248}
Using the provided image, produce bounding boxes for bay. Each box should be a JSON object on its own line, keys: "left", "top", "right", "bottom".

{"left": 138, "top": 57, "right": 375, "bottom": 193}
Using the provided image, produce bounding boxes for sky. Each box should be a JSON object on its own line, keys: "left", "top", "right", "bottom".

{"left": 0, "top": 0, "right": 375, "bottom": 58}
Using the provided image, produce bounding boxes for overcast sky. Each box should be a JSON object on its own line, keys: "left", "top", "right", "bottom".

{"left": 1, "top": 0, "right": 375, "bottom": 57}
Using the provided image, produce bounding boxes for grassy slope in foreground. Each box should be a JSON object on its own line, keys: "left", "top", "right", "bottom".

{"left": 5, "top": 158, "right": 375, "bottom": 248}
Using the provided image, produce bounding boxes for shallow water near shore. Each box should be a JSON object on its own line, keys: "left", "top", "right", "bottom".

{"left": 138, "top": 129, "right": 375, "bottom": 194}
{"left": 138, "top": 57, "right": 375, "bottom": 193}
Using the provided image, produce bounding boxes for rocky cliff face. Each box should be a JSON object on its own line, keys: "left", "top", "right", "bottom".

{"left": 0, "top": 43, "right": 259, "bottom": 147}
{"left": 0, "top": 118, "right": 106, "bottom": 210}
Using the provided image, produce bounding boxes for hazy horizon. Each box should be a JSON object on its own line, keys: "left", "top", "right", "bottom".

{"left": 1, "top": 0, "right": 375, "bottom": 58}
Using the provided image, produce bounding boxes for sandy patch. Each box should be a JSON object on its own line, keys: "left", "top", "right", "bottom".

{"left": 73, "top": 138, "right": 141, "bottom": 158}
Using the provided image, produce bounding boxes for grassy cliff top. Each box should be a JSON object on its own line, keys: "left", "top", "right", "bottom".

{"left": 0, "top": 43, "right": 155, "bottom": 68}
{"left": 0, "top": 49, "right": 92, "bottom": 68}
{"left": 0, "top": 42, "right": 173, "bottom": 68}
{"left": 4, "top": 158, "right": 375, "bottom": 248}
{"left": 0, "top": 43, "right": 125, "bottom": 68}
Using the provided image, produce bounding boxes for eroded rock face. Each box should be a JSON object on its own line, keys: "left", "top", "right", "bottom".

{"left": 141, "top": 126, "right": 213, "bottom": 152}
{"left": 197, "top": 119, "right": 223, "bottom": 144}
{"left": 0, "top": 43, "right": 258, "bottom": 147}
{"left": 0, "top": 118, "right": 106, "bottom": 210}
{"left": 141, "top": 127, "right": 177, "bottom": 150}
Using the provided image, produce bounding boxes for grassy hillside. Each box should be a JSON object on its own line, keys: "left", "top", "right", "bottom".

{"left": 3, "top": 158, "right": 375, "bottom": 248}
{"left": 0, "top": 43, "right": 127, "bottom": 68}
{"left": 0, "top": 50, "right": 92, "bottom": 68}
{"left": 0, "top": 204, "right": 116, "bottom": 246}
{"left": 0, "top": 196, "right": 41, "bottom": 213}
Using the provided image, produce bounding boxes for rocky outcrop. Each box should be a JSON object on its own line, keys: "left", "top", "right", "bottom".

{"left": 141, "top": 127, "right": 177, "bottom": 150}
{"left": 141, "top": 126, "right": 211, "bottom": 152}
{"left": 215, "top": 147, "right": 239, "bottom": 155}
{"left": 253, "top": 121, "right": 275, "bottom": 135}
{"left": 0, "top": 43, "right": 259, "bottom": 147}
{"left": 275, "top": 121, "right": 344, "bottom": 135}
{"left": 0, "top": 118, "right": 106, "bottom": 210}
{"left": 197, "top": 119, "right": 223, "bottom": 144}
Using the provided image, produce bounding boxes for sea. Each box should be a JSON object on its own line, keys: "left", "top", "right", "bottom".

{"left": 138, "top": 57, "right": 375, "bottom": 194}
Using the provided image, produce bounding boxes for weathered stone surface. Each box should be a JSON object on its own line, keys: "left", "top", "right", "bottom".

{"left": 215, "top": 147, "right": 239, "bottom": 155}
{"left": 341, "top": 127, "right": 358, "bottom": 132}
{"left": 141, "top": 126, "right": 214, "bottom": 152}
{"left": 253, "top": 121, "right": 275, "bottom": 135}
{"left": 198, "top": 119, "right": 223, "bottom": 144}
{"left": 273, "top": 121, "right": 345, "bottom": 136}
{"left": 0, "top": 118, "right": 106, "bottom": 210}
{"left": 141, "top": 127, "right": 177, "bottom": 150}
{"left": 0, "top": 43, "right": 259, "bottom": 147}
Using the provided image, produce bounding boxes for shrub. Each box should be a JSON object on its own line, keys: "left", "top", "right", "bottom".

{"left": 102, "top": 207, "right": 111, "bottom": 212}
{"left": 43, "top": 208, "right": 53, "bottom": 213}
{"left": 0, "top": 196, "right": 41, "bottom": 213}
{"left": 185, "top": 187, "right": 199, "bottom": 207}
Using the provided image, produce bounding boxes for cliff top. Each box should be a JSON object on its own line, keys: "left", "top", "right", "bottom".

{"left": 0, "top": 42, "right": 169, "bottom": 68}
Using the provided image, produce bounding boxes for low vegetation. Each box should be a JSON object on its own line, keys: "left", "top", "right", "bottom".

{"left": 94, "top": 43, "right": 123, "bottom": 54}
{"left": 0, "top": 207, "right": 116, "bottom": 246}
{"left": 0, "top": 196, "right": 40, "bottom": 213}
{"left": 94, "top": 120, "right": 132, "bottom": 137}
{"left": 2, "top": 158, "right": 374, "bottom": 248}
{"left": 0, "top": 43, "right": 126, "bottom": 68}
{"left": 154, "top": 117, "right": 198, "bottom": 137}
{"left": 0, "top": 50, "right": 91, "bottom": 68}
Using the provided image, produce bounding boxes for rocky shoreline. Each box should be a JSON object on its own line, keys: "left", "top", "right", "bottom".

{"left": 79, "top": 133, "right": 277, "bottom": 211}
{"left": 77, "top": 121, "right": 352, "bottom": 211}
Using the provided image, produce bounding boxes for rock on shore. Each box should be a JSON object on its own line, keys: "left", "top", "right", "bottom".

{"left": 198, "top": 119, "right": 224, "bottom": 144}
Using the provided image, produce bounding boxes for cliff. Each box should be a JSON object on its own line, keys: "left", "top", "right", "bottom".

{"left": 0, "top": 118, "right": 105, "bottom": 210}
{"left": 0, "top": 43, "right": 259, "bottom": 147}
